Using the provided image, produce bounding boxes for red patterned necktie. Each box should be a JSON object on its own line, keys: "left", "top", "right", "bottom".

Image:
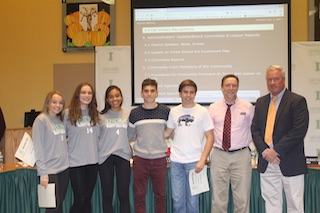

{"left": 222, "top": 104, "right": 232, "bottom": 151}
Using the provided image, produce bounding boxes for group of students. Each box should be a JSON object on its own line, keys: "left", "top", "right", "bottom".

{"left": 33, "top": 64, "right": 309, "bottom": 213}
{"left": 33, "top": 83, "right": 131, "bottom": 213}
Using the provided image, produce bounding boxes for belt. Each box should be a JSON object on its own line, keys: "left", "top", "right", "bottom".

{"left": 215, "top": 146, "right": 248, "bottom": 153}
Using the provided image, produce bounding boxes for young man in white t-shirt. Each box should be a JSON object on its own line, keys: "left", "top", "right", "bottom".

{"left": 165, "top": 79, "right": 214, "bottom": 213}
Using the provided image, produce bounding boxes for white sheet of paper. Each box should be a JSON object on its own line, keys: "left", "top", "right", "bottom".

{"left": 189, "top": 165, "right": 210, "bottom": 196}
{"left": 14, "top": 132, "right": 36, "bottom": 167}
{"left": 38, "top": 184, "right": 56, "bottom": 208}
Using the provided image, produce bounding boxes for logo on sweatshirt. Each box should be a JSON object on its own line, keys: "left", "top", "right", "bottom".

{"left": 51, "top": 123, "right": 66, "bottom": 135}
{"left": 105, "top": 118, "right": 128, "bottom": 128}
{"left": 76, "top": 116, "right": 92, "bottom": 127}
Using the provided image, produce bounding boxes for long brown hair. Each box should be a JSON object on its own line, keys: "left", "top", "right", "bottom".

{"left": 42, "top": 91, "right": 65, "bottom": 121}
{"left": 68, "top": 82, "right": 99, "bottom": 126}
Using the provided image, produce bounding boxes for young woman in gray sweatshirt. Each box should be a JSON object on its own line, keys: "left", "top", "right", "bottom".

{"left": 65, "top": 82, "right": 100, "bottom": 213}
{"left": 98, "top": 85, "right": 131, "bottom": 213}
{"left": 32, "top": 91, "right": 69, "bottom": 213}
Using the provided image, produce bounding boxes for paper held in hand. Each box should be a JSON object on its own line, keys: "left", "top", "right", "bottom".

{"left": 38, "top": 184, "right": 56, "bottom": 208}
{"left": 189, "top": 165, "right": 210, "bottom": 196}
{"left": 14, "top": 132, "right": 36, "bottom": 167}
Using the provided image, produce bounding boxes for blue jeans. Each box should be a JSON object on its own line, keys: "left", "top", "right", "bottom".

{"left": 171, "top": 161, "right": 199, "bottom": 213}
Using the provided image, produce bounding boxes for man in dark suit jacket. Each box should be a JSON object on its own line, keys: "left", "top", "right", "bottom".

{"left": 251, "top": 65, "right": 309, "bottom": 213}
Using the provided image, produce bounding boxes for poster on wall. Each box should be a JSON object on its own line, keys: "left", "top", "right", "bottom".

{"left": 62, "top": 0, "right": 115, "bottom": 52}
{"left": 292, "top": 42, "right": 320, "bottom": 157}
{"left": 95, "top": 46, "right": 131, "bottom": 111}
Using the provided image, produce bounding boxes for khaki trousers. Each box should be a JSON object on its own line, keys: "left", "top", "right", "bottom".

{"left": 210, "top": 147, "right": 252, "bottom": 213}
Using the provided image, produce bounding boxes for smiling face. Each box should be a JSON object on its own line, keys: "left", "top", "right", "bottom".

{"left": 221, "top": 77, "right": 238, "bottom": 104}
{"left": 179, "top": 85, "right": 196, "bottom": 108}
{"left": 107, "top": 88, "right": 123, "bottom": 111}
{"left": 48, "top": 94, "right": 64, "bottom": 116}
{"left": 141, "top": 85, "right": 158, "bottom": 105}
{"left": 266, "top": 69, "right": 285, "bottom": 96}
{"left": 79, "top": 85, "right": 93, "bottom": 110}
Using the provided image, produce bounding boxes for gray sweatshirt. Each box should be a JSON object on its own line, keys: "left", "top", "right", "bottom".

{"left": 65, "top": 109, "right": 99, "bottom": 167}
{"left": 98, "top": 109, "right": 131, "bottom": 164}
{"left": 32, "top": 113, "right": 69, "bottom": 178}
